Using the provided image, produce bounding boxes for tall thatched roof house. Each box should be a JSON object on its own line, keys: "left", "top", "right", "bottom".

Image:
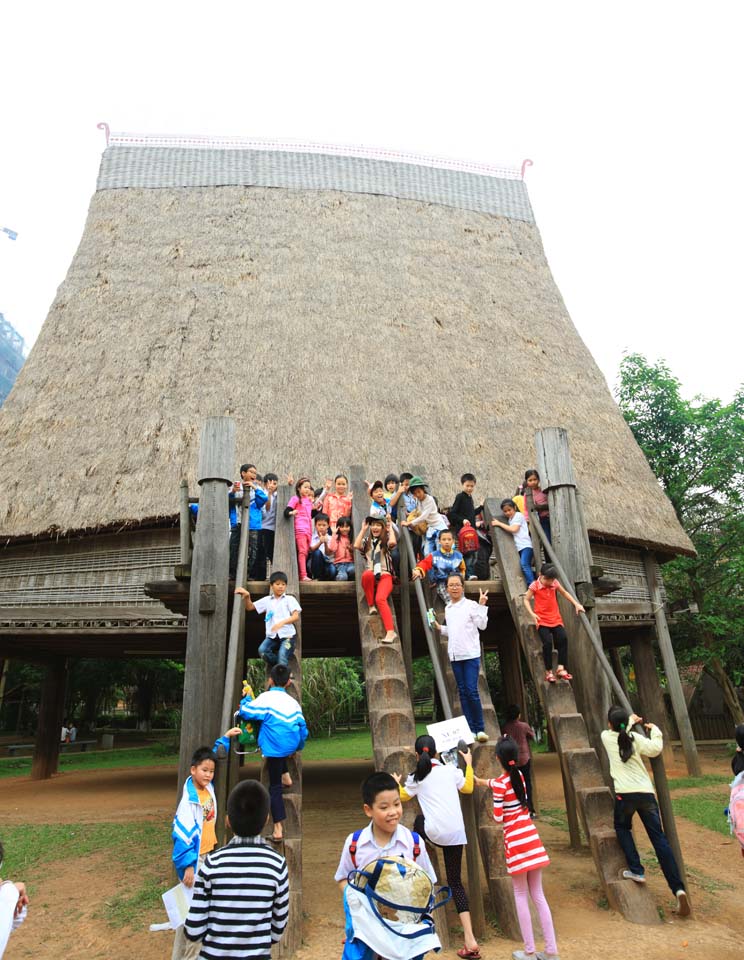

{"left": 0, "top": 132, "right": 692, "bottom": 661}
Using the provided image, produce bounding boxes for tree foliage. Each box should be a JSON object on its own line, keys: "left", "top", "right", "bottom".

{"left": 616, "top": 354, "right": 744, "bottom": 721}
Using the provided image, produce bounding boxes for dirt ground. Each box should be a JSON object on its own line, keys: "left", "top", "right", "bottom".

{"left": 3, "top": 749, "right": 741, "bottom": 960}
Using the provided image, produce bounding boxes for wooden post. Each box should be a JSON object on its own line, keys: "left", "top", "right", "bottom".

{"left": 270, "top": 480, "right": 304, "bottom": 959}
{"left": 629, "top": 631, "right": 676, "bottom": 769}
{"left": 31, "top": 657, "right": 68, "bottom": 780}
{"left": 535, "top": 428, "right": 612, "bottom": 772}
{"left": 642, "top": 551, "right": 701, "bottom": 776}
{"left": 215, "top": 500, "right": 251, "bottom": 843}
{"left": 608, "top": 648, "right": 630, "bottom": 700}
{"left": 178, "top": 417, "right": 235, "bottom": 798}
{"left": 397, "top": 525, "right": 415, "bottom": 715}
{"left": 179, "top": 478, "right": 192, "bottom": 567}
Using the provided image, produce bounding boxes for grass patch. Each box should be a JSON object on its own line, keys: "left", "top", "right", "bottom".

{"left": 97, "top": 873, "right": 171, "bottom": 928}
{"left": 671, "top": 791, "right": 730, "bottom": 836}
{"left": 0, "top": 744, "right": 179, "bottom": 779}
{"left": 666, "top": 774, "right": 730, "bottom": 792}
{"left": 538, "top": 806, "right": 570, "bottom": 833}
{"left": 1, "top": 821, "right": 169, "bottom": 876}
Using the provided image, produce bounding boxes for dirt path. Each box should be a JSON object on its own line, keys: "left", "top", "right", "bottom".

{"left": 3, "top": 750, "right": 740, "bottom": 959}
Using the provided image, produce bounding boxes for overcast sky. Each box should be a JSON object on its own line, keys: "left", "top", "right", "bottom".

{"left": 1, "top": 1, "right": 742, "bottom": 402}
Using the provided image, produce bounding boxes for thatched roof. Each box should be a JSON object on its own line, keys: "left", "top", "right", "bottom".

{"left": 0, "top": 137, "right": 693, "bottom": 556}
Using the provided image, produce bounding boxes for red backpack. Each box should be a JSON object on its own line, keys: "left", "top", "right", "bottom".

{"left": 458, "top": 526, "right": 479, "bottom": 555}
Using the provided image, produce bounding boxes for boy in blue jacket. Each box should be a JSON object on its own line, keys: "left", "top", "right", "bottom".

{"left": 410, "top": 528, "right": 465, "bottom": 603}
{"left": 238, "top": 664, "right": 308, "bottom": 843}
{"left": 171, "top": 727, "right": 241, "bottom": 960}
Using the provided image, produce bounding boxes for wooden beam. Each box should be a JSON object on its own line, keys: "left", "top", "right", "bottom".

{"left": 179, "top": 478, "right": 192, "bottom": 566}
{"left": 31, "top": 656, "right": 68, "bottom": 780}
{"left": 177, "top": 417, "right": 235, "bottom": 798}
{"left": 642, "top": 551, "right": 701, "bottom": 777}
{"left": 629, "top": 630, "right": 676, "bottom": 769}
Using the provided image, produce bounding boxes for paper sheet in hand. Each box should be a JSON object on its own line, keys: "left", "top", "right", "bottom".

{"left": 426, "top": 715, "right": 473, "bottom": 753}
{"left": 162, "top": 882, "right": 194, "bottom": 929}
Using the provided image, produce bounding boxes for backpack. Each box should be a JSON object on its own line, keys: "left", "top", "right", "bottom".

{"left": 348, "top": 828, "right": 421, "bottom": 868}
{"left": 727, "top": 772, "right": 744, "bottom": 856}
{"left": 458, "top": 526, "right": 479, "bottom": 555}
{"left": 234, "top": 682, "right": 260, "bottom": 755}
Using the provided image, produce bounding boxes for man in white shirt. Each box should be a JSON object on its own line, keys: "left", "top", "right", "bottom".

{"left": 434, "top": 574, "right": 489, "bottom": 742}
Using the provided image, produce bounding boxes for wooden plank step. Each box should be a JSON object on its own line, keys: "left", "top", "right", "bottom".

{"left": 552, "top": 712, "right": 591, "bottom": 750}
{"left": 589, "top": 828, "right": 661, "bottom": 925}
{"left": 564, "top": 747, "right": 604, "bottom": 791}
{"left": 576, "top": 785, "right": 614, "bottom": 832}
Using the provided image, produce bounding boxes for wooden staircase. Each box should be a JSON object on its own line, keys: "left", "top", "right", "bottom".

{"left": 484, "top": 497, "right": 660, "bottom": 924}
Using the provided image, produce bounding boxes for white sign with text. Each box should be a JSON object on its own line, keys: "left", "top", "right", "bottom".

{"left": 426, "top": 715, "right": 473, "bottom": 753}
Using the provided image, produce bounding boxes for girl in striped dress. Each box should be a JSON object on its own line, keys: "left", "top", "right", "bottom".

{"left": 476, "top": 737, "right": 559, "bottom": 960}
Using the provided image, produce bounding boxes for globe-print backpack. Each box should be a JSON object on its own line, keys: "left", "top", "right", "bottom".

{"left": 727, "top": 772, "right": 744, "bottom": 857}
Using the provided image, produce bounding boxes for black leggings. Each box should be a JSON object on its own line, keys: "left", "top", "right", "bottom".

{"left": 413, "top": 814, "right": 469, "bottom": 914}
{"left": 266, "top": 756, "right": 287, "bottom": 824}
{"left": 538, "top": 624, "right": 568, "bottom": 671}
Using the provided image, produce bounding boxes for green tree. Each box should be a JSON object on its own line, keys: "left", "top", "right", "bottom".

{"left": 617, "top": 353, "right": 744, "bottom": 722}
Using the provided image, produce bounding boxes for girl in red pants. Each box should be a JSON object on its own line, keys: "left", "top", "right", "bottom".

{"left": 354, "top": 516, "right": 398, "bottom": 644}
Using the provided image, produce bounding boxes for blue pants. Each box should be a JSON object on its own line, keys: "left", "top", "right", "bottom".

{"left": 309, "top": 551, "right": 337, "bottom": 581}
{"left": 450, "top": 657, "right": 485, "bottom": 734}
{"left": 519, "top": 547, "right": 536, "bottom": 586}
{"left": 259, "top": 634, "right": 295, "bottom": 667}
{"left": 335, "top": 562, "right": 355, "bottom": 581}
{"left": 464, "top": 551, "right": 477, "bottom": 578}
{"left": 614, "top": 793, "right": 684, "bottom": 894}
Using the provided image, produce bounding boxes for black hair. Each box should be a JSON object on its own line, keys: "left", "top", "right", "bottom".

{"left": 264, "top": 472, "right": 278, "bottom": 483}
{"left": 314, "top": 513, "right": 330, "bottom": 524}
{"left": 732, "top": 723, "right": 744, "bottom": 776}
{"left": 190, "top": 746, "right": 215, "bottom": 768}
{"left": 505, "top": 704, "right": 521, "bottom": 723}
{"left": 336, "top": 515, "right": 352, "bottom": 528}
{"left": 334, "top": 473, "right": 348, "bottom": 483}
{"left": 295, "top": 476, "right": 312, "bottom": 497}
{"left": 495, "top": 736, "right": 528, "bottom": 809}
{"left": 362, "top": 771, "right": 399, "bottom": 806}
{"left": 227, "top": 779, "right": 270, "bottom": 837}
{"left": 524, "top": 469, "right": 540, "bottom": 483}
{"left": 438, "top": 528, "right": 454, "bottom": 538}
{"left": 446, "top": 572, "right": 464, "bottom": 586}
{"left": 314, "top": 487, "right": 324, "bottom": 498}
{"left": 413, "top": 734, "right": 437, "bottom": 782}
{"left": 384, "top": 473, "right": 399, "bottom": 487}
{"left": 540, "top": 563, "right": 558, "bottom": 579}
{"left": 400, "top": 472, "right": 414, "bottom": 482}
{"left": 500, "top": 498, "right": 517, "bottom": 511}
{"left": 461, "top": 473, "right": 476, "bottom": 484}
{"left": 269, "top": 570, "right": 288, "bottom": 585}
{"left": 240, "top": 463, "right": 256, "bottom": 474}
{"left": 607, "top": 705, "right": 635, "bottom": 763}
{"left": 271, "top": 664, "right": 292, "bottom": 687}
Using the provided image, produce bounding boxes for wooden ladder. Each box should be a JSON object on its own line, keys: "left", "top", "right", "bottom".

{"left": 484, "top": 497, "right": 660, "bottom": 924}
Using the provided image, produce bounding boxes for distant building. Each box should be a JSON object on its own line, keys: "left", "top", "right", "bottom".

{"left": 0, "top": 314, "right": 25, "bottom": 406}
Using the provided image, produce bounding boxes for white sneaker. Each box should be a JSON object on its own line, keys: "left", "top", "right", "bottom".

{"left": 512, "top": 952, "right": 537, "bottom": 960}
{"left": 475, "top": 731, "right": 489, "bottom": 743}
{"left": 622, "top": 869, "right": 646, "bottom": 883}
{"left": 536, "top": 953, "right": 560, "bottom": 960}
{"left": 676, "top": 889, "right": 690, "bottom": 917}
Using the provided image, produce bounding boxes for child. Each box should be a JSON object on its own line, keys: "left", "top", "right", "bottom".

{"left": 171, "top": 729, "right": 242, "bottom": 960}
{"left": 521, "top": 469, "right": 551, "bottom": 544}
{"left": 601, "top": 706, "right": 690, "bottom": 915}
{"left": 285, "top": 475, "right": 315, "bottom": 581}
{"left": 383, "top": 473, "right": 399, "bottom": 512}
{"left": 335, "top": 771, "right": 437, "bottom": 960}
{"left": 238, "top": 664, "right": 308, "bottom": 843}
{"left": 259, "top": 472, "right": 279, "bottom": 572}
{"left": 330, "top": 516, "right": 355, "bottom": 581}
{"left": 732, "top": 723, "right": 744, "bottom": 776}
{"left": 394, "top": 736, "right": 480, "bottom": 959}
{"left": 457, "top": 523, "right": 480, "bottom": 581}
{"left": 183, "top": 779, "right": 289, "bottom": 957}
{"left": 491, "top": 498, "right": 535, "bottom": 586}
{"left": 323, "top": 474, "right": 354, "bottom": 529}
{"left": 502, "top": 705, "right": 537, "bottom": 816}
{"left": 449, "top": 473, "right": 478, "bottom": 533}
{"left": 229, "top": 464, "right": 268, "bottom": 580}
{"left": 432, "top": 574, "right": 490, "bottom": 743}
{"left": 309, "top": 513, "right": 337, "bottom": 581}
{"left": 389, "top": 472, "right": 417, "bottom": 518}
{"left": 368, "top": 481, "right": 389, "bottom": 520}
{"left": 400, "top": 476, "right": 449, "bottom": 556}
{"left": 522, "top": 563, "right": 585, "bottom": 684}
{"left": 0, "top": 840, "right": 29, "bottom": 957}
{"left": 411, "top": 528, "right": 465, "bottom": 604}
{"left": 236, "top": 571, "right": 301, "bottom": 668}
{"left": 354, "top": 516, "right": 398, "bottom": 644}
{"left": 475, "top": 737, "right": 558, "bottom": 960}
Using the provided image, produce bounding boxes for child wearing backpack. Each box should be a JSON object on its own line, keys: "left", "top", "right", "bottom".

{"left": 394, "top": 736, "right": 480, "bottom": 960}
{"left": 601, "top": 706, "right": 690, "bottom": 915}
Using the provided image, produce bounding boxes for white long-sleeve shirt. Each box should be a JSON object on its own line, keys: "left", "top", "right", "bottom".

{"left": 440, "top": 597, "right": 488, "bottom": 661}
{"left": 0, "top": 881, "right": 26, "bottom": 958}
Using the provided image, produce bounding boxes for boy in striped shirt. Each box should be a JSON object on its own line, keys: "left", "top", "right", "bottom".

{"left": 184, "top": 780, "right": 289, "bottom": 959}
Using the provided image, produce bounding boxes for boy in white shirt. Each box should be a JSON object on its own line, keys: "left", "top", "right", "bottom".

{"left": 491, "top": 497, "right": 536, "bottom": 586}
{"left": 235, "top": 571, "right": 301, "bottom": 667}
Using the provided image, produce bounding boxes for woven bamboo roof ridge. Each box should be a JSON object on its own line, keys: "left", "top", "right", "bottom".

{"left": 0, "top": 134, "right": 693, "bottom": 556}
